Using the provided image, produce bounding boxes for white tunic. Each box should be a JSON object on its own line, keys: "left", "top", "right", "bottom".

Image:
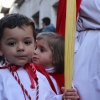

{"left": 0, "top": 67, "right": 62, "bottom": 100}
{"left": 73, "top": 0, "right": 100, "bottom": 100}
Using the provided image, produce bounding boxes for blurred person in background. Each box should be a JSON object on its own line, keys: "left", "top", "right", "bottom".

{"left": 42, "top": 17, "right": 56, "bottom": 32}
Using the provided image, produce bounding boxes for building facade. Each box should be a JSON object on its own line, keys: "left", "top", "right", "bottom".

{"left": 7, "top": 0, "right": 59, "bottom": 29}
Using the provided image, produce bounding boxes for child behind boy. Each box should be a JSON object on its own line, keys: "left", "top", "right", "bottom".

{"left": 0, "top": 13, "right": 69, "bottom": 100}
{"left": 33, "top": 32, "right": 79, "bottom": 100}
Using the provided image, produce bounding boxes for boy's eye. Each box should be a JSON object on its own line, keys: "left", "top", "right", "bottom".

{"left": 8, "top": 42, "right": 16, "bottom": 46}
{"left": 24, "top": 41, "right": 32, "bottom": 45}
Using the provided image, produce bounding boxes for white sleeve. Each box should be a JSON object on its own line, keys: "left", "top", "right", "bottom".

{"left": 49, "top": 75, "right": 60, "bottom": 94}
{"left": 43, "top": 74, "right": 63, "bottom": 100}
{"left": 46, "top": 77, "right": 63, "bottom": 100}
{"left": 50, "top": 94, "right": 63, "bottom": 100}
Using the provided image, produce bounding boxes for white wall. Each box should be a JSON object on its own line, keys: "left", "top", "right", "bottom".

{"left": 9, "top": 0, "right": 59, "bottom": 29}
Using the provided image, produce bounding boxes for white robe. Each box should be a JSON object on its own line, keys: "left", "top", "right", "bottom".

{"left": 0, "top": 67, "right": 62, "bottom": 100}
{"left": 73, "top": 0, "right": 100, "bottom": 100}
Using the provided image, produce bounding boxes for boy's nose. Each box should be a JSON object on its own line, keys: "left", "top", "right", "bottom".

{"left": 17, "top": 43, "right": 25, "bottom": 51}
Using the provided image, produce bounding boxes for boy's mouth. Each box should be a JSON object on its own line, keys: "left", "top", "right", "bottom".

{"left": 16, "top": 56, "right": 27, "bottom": 59}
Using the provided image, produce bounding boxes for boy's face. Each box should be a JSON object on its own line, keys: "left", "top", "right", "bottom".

{"left": 0, "top": 26, "right": 35, "bottom": 66}
{"left": 33, "top": 39, "right": 53, "bottom": 69}
{"left": 42, "top": 23, "right": 46, "bottom": 28}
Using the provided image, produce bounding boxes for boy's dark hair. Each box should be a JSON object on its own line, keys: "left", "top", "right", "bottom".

{"left": 0, "top": 13, "right": 36, "bottom": 41}
{"left": 36, "top": 32, "right": 64, "bottom": 73}
{"left": 42, "top": 17, "right": 50, "bottom": 26}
